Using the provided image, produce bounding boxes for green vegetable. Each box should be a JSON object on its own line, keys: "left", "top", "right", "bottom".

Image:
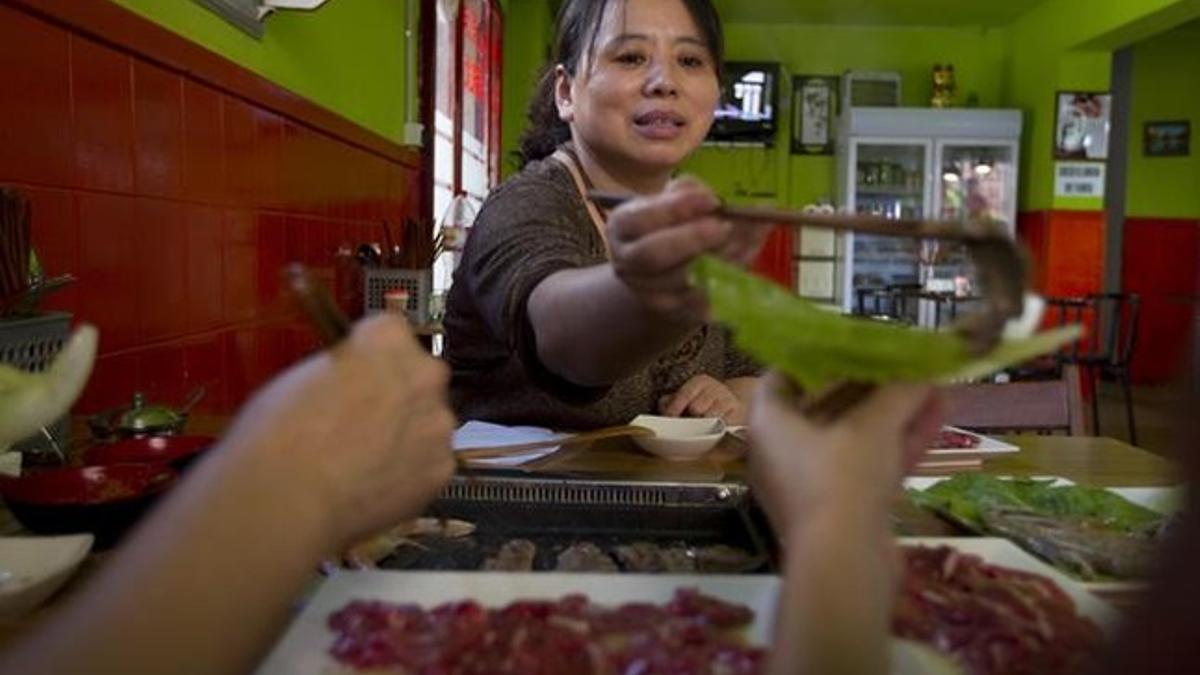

{"left": 911, "top": 474, "right": 1164, "bottom": 533}
{"left": 688, "top": 255, "right": 1081, "bottom": 392}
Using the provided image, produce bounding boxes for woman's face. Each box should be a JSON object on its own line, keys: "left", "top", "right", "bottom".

{"left": 557, "top": 0, "right": 720, "bottom": 178}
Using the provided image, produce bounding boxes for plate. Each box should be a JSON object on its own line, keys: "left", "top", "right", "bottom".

{"left": 902, "top": 475, "right": 1072, "bottom": 492}
{"left": 926, "top": 426, "right": 1019, "bottom": 457}
{"left": 0, "top": 534, "right": 93, "bottom": 617}
{"left": 1105, "top": 486, "right": 1186, "bottom": 516}
{"left": 902, "top": 478, "right": 1181, "bottom": 593}
{"left": 255, "top": 570, "right": 958, "bottom": 675}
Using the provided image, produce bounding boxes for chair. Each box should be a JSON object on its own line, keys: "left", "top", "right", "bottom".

{"left": 944, "top": 364, "right": 1087, "bottom": 435}
{"left": 1045, "top": 293, "right": 1142, "bottom": 445}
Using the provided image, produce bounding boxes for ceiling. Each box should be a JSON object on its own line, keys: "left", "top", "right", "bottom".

{"left": 710, "top": 0, "right": 1050, "bottom": 28}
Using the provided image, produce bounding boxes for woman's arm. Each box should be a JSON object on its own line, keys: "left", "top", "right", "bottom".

{"left": 528, "top": 181, "right": 769, "bottom": 387}
{"left": 0, "top": 317, "right": 456, "bottom": 675}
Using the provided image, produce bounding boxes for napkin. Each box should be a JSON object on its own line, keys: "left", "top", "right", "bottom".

{"left": 452, "top": 421, "right": 566, "bottom": 467}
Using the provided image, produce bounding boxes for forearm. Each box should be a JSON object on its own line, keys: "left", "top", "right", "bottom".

{"left": 766, "top": 497, "right": 895, "bottom": 675}
{"left": 0, "top": 444, "right": 333, "bottom": 675}
{"left": 528, "top": 264, "right": 699, "bottom": 386}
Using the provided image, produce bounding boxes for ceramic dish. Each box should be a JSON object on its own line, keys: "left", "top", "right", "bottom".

{"left": 628, "top": 415, "right": 726, "bottom": 461}
{"left": 257, "top": 571, "right": 957, "bottom": 675}
{"left": 0, "top": 534, "right": 93, "bottom": 617}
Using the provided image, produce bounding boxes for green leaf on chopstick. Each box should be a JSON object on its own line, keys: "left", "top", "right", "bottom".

{"left": 688, "top": 255, "right": 1082, "bottom": 392}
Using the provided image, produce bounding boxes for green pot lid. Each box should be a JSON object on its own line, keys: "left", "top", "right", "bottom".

{"left": 116, "top": 392, "right": 184, "bottom": 431}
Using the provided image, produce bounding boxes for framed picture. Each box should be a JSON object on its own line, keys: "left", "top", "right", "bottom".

{"left": 791, "top": 75, "right": 838, "bottom": 155}
{"left": 1053, "top": 91, "right": 1112, "bottom": 161}
{"left": 1144, "top": 120, "right": 1190, "bottom": 157}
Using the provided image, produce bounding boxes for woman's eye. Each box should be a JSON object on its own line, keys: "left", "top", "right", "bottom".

{"left": 680, "top": 55, "right": 708, "bottom": 69}
{"left": 616, "top": 52, "right": 646, "bottom": 66}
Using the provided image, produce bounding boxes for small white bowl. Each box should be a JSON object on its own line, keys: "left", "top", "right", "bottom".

{"left": 629, "top": 415, "right": 726, "bottom": 462}
{"left": 0, "top": 534, "right": 93, "bottom": 618}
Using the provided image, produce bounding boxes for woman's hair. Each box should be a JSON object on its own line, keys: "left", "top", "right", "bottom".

{"left": 515, "top": 0, "right": 724, "bottom": 168}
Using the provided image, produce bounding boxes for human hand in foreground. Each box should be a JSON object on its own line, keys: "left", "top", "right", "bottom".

{"left": 747, "top": 372, "right": 943, "bottom": 536}
{"left": 220, "top": 314, "right": 457, "bottom": 551}
{"left": 606, "top": 179, "right": 771, "bottom": 322}
{"left": 658, "top": 374, "right": 747, "bottom": 425}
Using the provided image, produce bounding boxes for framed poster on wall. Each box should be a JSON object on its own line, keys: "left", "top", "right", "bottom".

{"left": 791, "top": 75, "right": 838, "bottom": 155}
{"left": 1053, "top": 91, "right": 1112, "bottom": 161}
{"left": 1144, "top": 120, "right": 1190, "bottom": 157}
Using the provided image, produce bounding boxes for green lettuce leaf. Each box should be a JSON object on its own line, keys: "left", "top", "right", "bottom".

{"left": 912, "top": 474, "right": 1164, "bottom": 532}
{"left": 689, "top": 255, "right": 1081, "bottom": 392}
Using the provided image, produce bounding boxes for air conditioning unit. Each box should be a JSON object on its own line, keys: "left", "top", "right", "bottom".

{"left": 192, "top": 0, "right": 332, "bottom": 38}
{"left": 842, "top": 70, "right": 902, "bottom": 109}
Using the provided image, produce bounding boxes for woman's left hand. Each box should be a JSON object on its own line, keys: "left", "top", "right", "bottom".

{"left": 658, "top": 374, "right": 747, "bottom": 424}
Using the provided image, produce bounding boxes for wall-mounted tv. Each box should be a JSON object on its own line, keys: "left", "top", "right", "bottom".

{"left": 707, "top": 62, "right": 780, "bottom": 145}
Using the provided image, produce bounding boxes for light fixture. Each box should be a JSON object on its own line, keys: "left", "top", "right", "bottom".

{"left": 974, "top": 161, "right": 994, "bottom": 176}
{"left": 942, "top": 168, "right": 961, "bottom": 183}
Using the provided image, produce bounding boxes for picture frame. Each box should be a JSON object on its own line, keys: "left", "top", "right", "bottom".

{"left": 791, "top": 75, "right": 838, "bottom": 155}
{"left": 1053, "top": 91, "right": 1112, "bottom": 161}
{"left": 1144, "top": 120, "right": 1190, "bottom": 157}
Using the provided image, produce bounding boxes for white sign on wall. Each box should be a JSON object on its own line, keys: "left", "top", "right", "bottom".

{"left": 1054, "top": 162, "right": 1106, "bottom": 199}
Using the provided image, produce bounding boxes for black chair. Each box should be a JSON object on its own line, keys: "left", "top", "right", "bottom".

{"left": 1045, "top": 293, "right": 1142, "bottom": 445}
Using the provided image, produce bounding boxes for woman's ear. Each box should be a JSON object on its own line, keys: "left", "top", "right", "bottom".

{"left": 554, "top": 64, "right": 574, "bottom": 123}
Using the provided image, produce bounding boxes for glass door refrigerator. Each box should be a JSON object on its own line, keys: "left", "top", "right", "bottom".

{"left": 830, "top": 108, "right": 1022, "bottom": 320}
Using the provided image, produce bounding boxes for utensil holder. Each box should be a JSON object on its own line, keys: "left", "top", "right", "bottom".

{"left": 363, "top": 268, "right": 433, "bottom": 325}
{"left": 0, "top": 312, "right": 71, "bottom": 461}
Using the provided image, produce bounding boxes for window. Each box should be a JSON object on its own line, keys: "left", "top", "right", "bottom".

{"left": 429, "top": 0, "right": 502, "bottom": 295}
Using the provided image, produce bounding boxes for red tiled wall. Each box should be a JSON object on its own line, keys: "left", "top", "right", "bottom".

{"left": 0, "top": 3, "right": 424, "bottom": 415}
{"left": 1017, "top": 210, "right": 1106, "bottom": 298}
{"left": 1122, "top": 217, "right": 1200, "bottom": 384}
{"left": 1019, "top": 209, "right": 1200, "bottom": 384}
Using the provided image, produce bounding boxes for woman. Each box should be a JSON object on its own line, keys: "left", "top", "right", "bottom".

{"left": 444, "top": 0, "right": 771, "bottom": 430}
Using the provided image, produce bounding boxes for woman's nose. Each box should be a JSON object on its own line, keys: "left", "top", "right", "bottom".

{"left": 644, "top": 58, "right": 680, "bottom": 97}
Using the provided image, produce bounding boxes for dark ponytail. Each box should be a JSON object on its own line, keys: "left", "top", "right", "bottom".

{"left": 515, "top": 0, "right": 724, "bottom": 169}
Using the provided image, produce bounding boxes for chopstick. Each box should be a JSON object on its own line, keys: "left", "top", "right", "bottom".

{"left": 285, "top": 263, "right": 351, "bottom": 347}
{"left": 587, "top": 191, "right": 1010, "bottom": 243}
{"left": 456, "top": 424, "right": 654, "bottom": 461}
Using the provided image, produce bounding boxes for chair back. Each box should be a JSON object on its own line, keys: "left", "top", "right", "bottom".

{"left": 944, "top": 364, "right": 1086, "bottom": 435}
{"left": 1044, "top": 293, "right": 1141, "bottom": 368}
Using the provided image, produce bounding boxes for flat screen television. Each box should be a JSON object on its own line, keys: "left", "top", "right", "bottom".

{"left": 707, "top": 62, "right": 780, "bottom": 145}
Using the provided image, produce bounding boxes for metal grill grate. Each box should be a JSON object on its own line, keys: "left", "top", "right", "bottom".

{"left": 439, "top": 476, "right": 742, "bottom": 508}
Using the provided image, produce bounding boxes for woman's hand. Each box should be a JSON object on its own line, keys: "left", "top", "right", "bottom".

{"left": 606, "top": 179, "right": 771, "bottom": 322}
{"left": 747, "top": 372, "right": 942, "bottom": 537}
{"left": 658, "top": 374, "right": 747, "bottom": 424}
{"left": 221, "top": 315, "right": 457, "bottom": 551}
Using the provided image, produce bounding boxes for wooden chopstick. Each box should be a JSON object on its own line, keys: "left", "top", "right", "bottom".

{"left": 285, "top": 263, "right": 351, "bottom": 347}
{"left": 456, "top": 424, "right": 654, "bottom": 461}
{"left": 587, "top": 190, "right": 1010, "bottom": 243}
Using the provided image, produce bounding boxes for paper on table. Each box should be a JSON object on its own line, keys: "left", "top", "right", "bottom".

{"left": 452, "top": 421, "right": 566, "bottom": 467}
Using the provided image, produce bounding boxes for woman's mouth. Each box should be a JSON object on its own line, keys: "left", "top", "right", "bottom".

{"left": 633, "top": 111, "right": 686, "bottom": 140}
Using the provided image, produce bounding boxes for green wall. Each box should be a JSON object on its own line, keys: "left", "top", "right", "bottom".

{"left": 683, "top": 24, "right": 1007, "bottom": 208}
{"left": 1000, "top": 0, "right": 1200, "bottom": 212}
{"left": 1126, "top": 24, "right": 1200, "bottom": 219}
{"left": 109, "top": 0, "right": 412, "bottom": 144}
{"left": 500, "top": 0, "right": 554, "bottom": 178}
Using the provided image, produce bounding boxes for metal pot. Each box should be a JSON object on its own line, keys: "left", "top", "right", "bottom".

{"left": 87, "top": 387, "right": 205, "bottom": 441}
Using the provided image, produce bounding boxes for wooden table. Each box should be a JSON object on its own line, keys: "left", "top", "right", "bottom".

{"left": 525, "top": 433, "right": 1179, "bottom": 487}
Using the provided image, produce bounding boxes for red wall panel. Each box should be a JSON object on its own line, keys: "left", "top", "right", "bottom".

{"left": 1, "top": 1, "right": 425, "bottom": 416}
{"left": 0, "top": 5, "right": 73, "bottom": 186}
{"left": 72, "top": 37, "right": 136, "bottom": 193}
{"left": 1123, "top": 217, "right": 1200, "bottom": 384}
{"left": 133, "top": 61, "right": 184, "bottom": 199}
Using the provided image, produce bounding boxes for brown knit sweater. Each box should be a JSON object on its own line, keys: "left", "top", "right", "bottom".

{"left": 443, "top": 156, "right": 759, "bottom": 430}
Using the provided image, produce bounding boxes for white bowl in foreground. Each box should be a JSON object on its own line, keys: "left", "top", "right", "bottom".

{"left": 629, "top": 415, "right": 725, "bottom": 461}
{"left": 0, "top": 534, "right": 94, "bottom": 618}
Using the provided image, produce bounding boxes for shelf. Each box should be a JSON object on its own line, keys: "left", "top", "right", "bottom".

{"left": 856, "top": 186, "right": 922, "bottom": 197}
